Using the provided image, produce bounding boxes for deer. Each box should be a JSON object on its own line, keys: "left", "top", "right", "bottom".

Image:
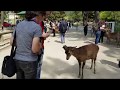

{"left": 104, "top": 27, "right": 120, "bottom": 47}
{"left": 63, "top": 44, "right": 99, "bottom": 79}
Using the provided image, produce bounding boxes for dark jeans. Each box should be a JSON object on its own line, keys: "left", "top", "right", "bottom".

{"left": 84, "top": 29, "right": 88, "bottom": 36}
{"left": 53, "top": 29, "right": 55, "bottom": 37}
{"left": 15, "top": 60, "right": 37, "bottom": 79}
{"left": 99, "top": 31, "right": 105, "bottom": 43}
{"left": 95, "top": 30, "right": 101, "bottom": 44}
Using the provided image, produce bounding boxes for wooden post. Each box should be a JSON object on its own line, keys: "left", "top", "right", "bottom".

{"left": 1, "top": 11, "right": 4, "bottom": 28}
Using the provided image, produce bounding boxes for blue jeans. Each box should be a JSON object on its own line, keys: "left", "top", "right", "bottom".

{"left": 95, "top": 30, "right": 101, "bottom": 44}
{"left": 60, "top": 33, "right": 65, "bottom": 43}
{"left": 36, "top": 49, "right": 44, "bottom": 79}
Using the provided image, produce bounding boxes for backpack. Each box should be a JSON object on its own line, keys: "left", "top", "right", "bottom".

{"left": 60, "top": 22, "right": 67, "bottom": 33}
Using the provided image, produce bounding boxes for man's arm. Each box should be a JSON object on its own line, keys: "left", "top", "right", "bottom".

{"left": 42, "top": 32, "right": 50, "bottom": 38}
{"left": 32, "top": 26, "right": 42, "bottom": 54}
{"left": 32, "top": 37, "right": 42, "bottom": 54}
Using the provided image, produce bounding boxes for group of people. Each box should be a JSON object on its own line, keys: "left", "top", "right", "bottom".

{"left": 83, "top": 20, "right": 107, "bottom": 44}
{"left": 10, "top": 11, "right": 51, "bottom": 79}
{"left": 95, "top": 21, "right": 106, "bottom": 44}
{"left": 44, "top": 19, "right": 69, "bottom": 43}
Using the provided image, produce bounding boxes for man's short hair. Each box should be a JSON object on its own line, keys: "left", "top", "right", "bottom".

{"left": 25, "top": 11, "right": 37, "bottom": 21}
{"left": 34, "top": 11, "right": 46, "bottom": 16}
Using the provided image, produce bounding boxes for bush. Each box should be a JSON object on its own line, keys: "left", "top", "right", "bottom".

{"left": 115, "top": 22, "right": 120, "bottom": 32}
{"left": 73, "top": 22, "right": 80, "bottom": 27}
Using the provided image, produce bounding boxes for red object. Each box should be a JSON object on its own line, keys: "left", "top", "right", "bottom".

{"left": 39, "top": 21, "right": 45, "bottom": 49}
{"left": 3, "top": 22, "right": 12, "bottom": 27}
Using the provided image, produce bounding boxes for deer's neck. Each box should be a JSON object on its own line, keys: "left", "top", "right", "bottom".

{"left": 70, "top": 48, "right": 79, "bottom": 58}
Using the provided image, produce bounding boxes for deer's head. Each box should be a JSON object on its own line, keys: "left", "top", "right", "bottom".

{"left": 63, "top": 45, "right": 77, "bottom": 60}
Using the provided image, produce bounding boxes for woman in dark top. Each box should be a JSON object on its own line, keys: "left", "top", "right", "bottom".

{"left": 84, "top": 23, "right": 88, "bottom": 36}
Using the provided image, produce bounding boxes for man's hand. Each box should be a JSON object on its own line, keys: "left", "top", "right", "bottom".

{"left": 47, "top": 30, "right": 53, "bottom": 34}
{"left": 42, "top": 32, "right": 50, "bottom": 38}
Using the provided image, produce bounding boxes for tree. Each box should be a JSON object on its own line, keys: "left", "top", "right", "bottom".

{"left": 67, "top": 11, "right": 82, "bottom": 21}
{"left": 83, "top": 11, "right": 89, "bottom": 25}
{"left": 94, "top": 11, "right": 99, "bottom": 23}
{"left": 1, "top": 11, "right": 4, "bottom": 27}
{"left": 99, "top": 11, "right": 120, "bottom": 22}
{"left": 48, "top": 11, "right": 66, "bottom": 21}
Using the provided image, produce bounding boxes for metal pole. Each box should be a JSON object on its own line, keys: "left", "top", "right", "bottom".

{"left": 112, "top": 22, "right": 115, "bottom": 33}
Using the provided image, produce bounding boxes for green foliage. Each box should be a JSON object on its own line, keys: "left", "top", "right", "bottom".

{"left": 66, "top": 11, "right": 82, "bottom": 21}
{"left": 115, "top": 22, "right": 120, "bottom": 32}
{"left": 100, "top": 11, "right": 120, "bottom": 21}
{"left": 48, "top": 11, "right": 66, "bottom": 21}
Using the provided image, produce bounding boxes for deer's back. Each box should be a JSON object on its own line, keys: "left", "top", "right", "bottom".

{"left": 73, "top": 44, "right": 99, "bottom": 61}
{"left": 106, "top": 32, "right": 118, "bottom": 39}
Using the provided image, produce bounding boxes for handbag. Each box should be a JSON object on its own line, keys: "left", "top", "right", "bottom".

{"left": 1, "top": 30, "right": 17, "bottom": 78}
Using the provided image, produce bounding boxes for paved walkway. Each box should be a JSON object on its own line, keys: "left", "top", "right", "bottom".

{"left": 0, "top": 27, "right": 120, "bottom": 79}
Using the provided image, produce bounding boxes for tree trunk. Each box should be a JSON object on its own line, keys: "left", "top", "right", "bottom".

{"left": 83, "top": 11, "right": 88, "bottom": 26}
{"left": 94, "top": 11, "right": 99, "bottom": 23}
{"left": 1, "top": 11, "right": 4, "bottom": 27}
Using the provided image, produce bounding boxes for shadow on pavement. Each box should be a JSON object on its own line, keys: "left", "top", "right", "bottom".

{"left": 100, "top": 43, "right": 120, "bottom": 58}
{"left": 100, "top": 59, "right": 119, "bottom": 68}
{"left": 66, "top": 32, "right": 92, "bottom": 41}
{"left": 42, "top": 56, "right": 77, "bottom": 78}
{"left": 54, "top": 40, "right": 62, "bottom": 44}
{"left": 42, "top": 56, "right": 98, "bottom": 79}
{"left": 84, "top": 41, "right": 95, "bottom": 44}
{"left": 42, "top": 56, "right": 120, "bottom": 79}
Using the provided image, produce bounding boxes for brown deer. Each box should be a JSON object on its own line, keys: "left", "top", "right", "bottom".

{"left": 104, "top": 27, "right": 120, "bottom": 47}
{"left": 63, "top": 44, "right": 99, "bottom": 79}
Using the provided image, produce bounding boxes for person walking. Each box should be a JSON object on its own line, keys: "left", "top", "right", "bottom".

{"left": 59, "top": 19, "right": 67, "bottom": 43}
{"left": 10, "top": 11, "right": 42, "bottom": 79}
{"left": 84, "top": 22, "right": 88, "bottom": 36}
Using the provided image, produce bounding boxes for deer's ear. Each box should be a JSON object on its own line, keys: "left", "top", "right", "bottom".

{"left": 63, "top": 45, "right": 67, "bottom": 50}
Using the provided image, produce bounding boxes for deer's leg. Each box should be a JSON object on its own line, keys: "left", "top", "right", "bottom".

{"left": 94, "top": 58, "right": 96, "bottom": 74}
{"left": 78, "top": 62, "right": 81, "bottom": 78}
{"left": 116, "top": 39, "right": 120, "bottom": 48}
{"left": 117, "top": 40, "right": 119, "bottom": 48}
{"left": 109, "top": 38, "right": 111, "bottom": 44}
{"left": 106, "top": 37, "right": 110, "bottom": 44}
{"left": 90, "top": 59, "right": 93, "bottom": 69}
{"left": 81, "top": 61, "right": 86, "bottom": 79}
